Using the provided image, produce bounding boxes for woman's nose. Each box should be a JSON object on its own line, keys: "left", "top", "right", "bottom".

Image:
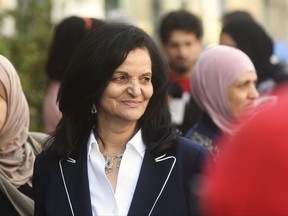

{"left": 249, "top": 85, "right": 260, "bottom": 99}
{"left": 127, "top": 80, "right": 141, "bottom": 96}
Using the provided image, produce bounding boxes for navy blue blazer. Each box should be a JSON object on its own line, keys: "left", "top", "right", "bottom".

{"left": 185, "top": 113, "right": 221, "bottom": 158}
{"left": 185, "top": 113, "right": 220, "bottom": 143}
{"left": 33, "top": 136, "right": 207, "bottom": 216}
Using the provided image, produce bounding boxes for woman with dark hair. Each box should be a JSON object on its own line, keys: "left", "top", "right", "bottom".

{"left": 220, "top": 20, "right": 288, "bottom": 95}
{"left": 33, "top": 24, "right": 207, "bottom": 215}
{"left": 43, "top": 16, "right": 105, "bottom": 133}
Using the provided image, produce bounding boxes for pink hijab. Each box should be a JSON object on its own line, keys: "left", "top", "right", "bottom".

{"left": 191, "top": 45, "right": 256, "bottom": 134}
{"left": 0, "top": 54, "right": 35, "bottom": 187}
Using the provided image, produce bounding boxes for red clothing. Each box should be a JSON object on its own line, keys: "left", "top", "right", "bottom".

{"left": 169, "top": 73, "right": 191, "bottom": 93}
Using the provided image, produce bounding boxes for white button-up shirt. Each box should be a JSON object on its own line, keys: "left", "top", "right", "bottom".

{"left": 87, "top": 129, "right": 145, "bottom": 216}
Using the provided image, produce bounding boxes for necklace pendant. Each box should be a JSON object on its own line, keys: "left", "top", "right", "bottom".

{"left": 105, "top": 156, "right": 114, "bottom": 174}
{"left": 104, "top": 154, "right": 124, "bottom": 174}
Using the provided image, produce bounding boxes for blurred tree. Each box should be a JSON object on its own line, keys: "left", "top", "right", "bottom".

{"left": 0, "top": 0, "right": 52, "bottom": 132}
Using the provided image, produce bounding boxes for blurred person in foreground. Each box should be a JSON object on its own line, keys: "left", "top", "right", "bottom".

{"left": 200, "top": 85, "right": 288, "bottom": 216}
{"left": 33, "top": 24, "right": 207, "bottom": 216}
{"left": 43, "top": 16, "right": 105, "bottom": 133}
{"left": 0, "top": 54, "right": 46, "bottom": 215}
{"left": 185, "top": 45, "right": 275, "bottom": 159}
{"left": 158, "top": 10, "right": 203, "bottom": 135}
{"left": 220, "top": 19, "right": 288, "bottom": 95}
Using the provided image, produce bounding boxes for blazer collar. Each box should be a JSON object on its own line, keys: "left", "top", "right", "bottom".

{"left": 59, "top": 141, "right": 92, "bottom": 216}
{"left": 128, "top": 151, "right": 176, "bottom": 216}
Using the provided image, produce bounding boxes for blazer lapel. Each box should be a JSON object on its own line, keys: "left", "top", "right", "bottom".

{"left": 128, "top": 151, "right": 176, "bottom": 216}
{"left": 59, "top": 142, "right": 92, "bottom": 216}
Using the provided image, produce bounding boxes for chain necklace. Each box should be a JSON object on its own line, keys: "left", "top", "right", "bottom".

{"left": 95, "top": 130, "right": 124, "bottom": 174}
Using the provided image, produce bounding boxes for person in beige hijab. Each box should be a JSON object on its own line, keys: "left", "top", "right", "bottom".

{"left": 0, "top": 54, "right": 46, "bottom": 216}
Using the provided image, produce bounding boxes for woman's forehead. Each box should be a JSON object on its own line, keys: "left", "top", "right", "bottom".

{"left": 233, "top": 71, "right": 257, "bottom": 83}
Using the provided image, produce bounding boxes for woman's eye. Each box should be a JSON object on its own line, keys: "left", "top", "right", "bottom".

{"left": 119, "top": 76, "right": 126, "bottom": 80}
{"left": 113, "top": 76, "right": 128, "bottom": 83}
{"left": 144, "top": 77, "right": 150, "bottom": 81}
{"left": 141, "top": 76, "right": 151, "bottom": 83}
{"left": 237, "top": 81, "right": 249, "bottom": 88}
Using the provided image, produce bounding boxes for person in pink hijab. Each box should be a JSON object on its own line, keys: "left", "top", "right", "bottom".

{"left": 0, "top": 54, "right": 45, "bottom": 215}
{"left": 185, "top": 45, "right": 260, "bottom": 157}
{"left": 200, "top": 85, "right": 288, "bottom": 215}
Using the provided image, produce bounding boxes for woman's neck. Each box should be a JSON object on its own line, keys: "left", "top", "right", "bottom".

{"left": 95, "top": 121, "right": 138, "bottom": 156}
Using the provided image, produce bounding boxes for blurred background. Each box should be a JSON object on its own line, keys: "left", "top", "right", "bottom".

{"left": 1, "top": 0, "right": 288, "bottom": 131}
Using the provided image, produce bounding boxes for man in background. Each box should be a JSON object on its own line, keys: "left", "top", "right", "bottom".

{"left": 158, "top": 10, "right": 203, "bottom": 134}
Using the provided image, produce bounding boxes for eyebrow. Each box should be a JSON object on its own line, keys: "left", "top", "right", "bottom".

{"left": 113, "top": 70, "right": 152, "bottom": 75}
{"left": 233, "top": 79, "right": 257, "bottom": 87}
{"left": 237, "top": 78, "right": 257, "bottom": 83}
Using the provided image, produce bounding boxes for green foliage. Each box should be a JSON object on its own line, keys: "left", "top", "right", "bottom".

{"left": 0, "top": 0, "right": 52, "bottom": 132}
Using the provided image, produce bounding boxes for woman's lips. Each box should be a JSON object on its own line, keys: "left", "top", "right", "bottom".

{"left": 122, "top": 100, "right": 142, "bottom": 107}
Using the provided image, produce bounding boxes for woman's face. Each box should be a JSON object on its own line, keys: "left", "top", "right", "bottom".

{"left": 0, "top": 95, "right": 7, "bottom": 130}
{"left": 227, "top": 71, "right": 259, "bottom": 119}
{"left": 98, "top": 48, "right": 153, "bottom": 124}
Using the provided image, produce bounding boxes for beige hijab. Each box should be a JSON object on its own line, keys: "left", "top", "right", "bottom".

{"left": 0, "top": 54, "right": 35, "bottom": 188}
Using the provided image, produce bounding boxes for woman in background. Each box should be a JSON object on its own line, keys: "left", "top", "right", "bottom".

{"left": 0, "top": 54, "right": 45, "bottom": 215}
{"left": 220, "top": 20, "right": 288, "bottom": 95}
{"left": 185, "top": 45, "right": 260, "bottom": 158}
{"left": 43, "top": 16, "right": 105, "bottom": 133}
{"left": 201, "top": 86, "right": 288, "bottom": 215}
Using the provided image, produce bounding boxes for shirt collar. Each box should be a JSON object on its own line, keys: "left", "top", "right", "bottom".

{"left": 87, "top": 131, "right": 98, "bottom": 158}
{"left": 126, "top": 129, "right": 146, "bottom": 158}
{"left": 87, "top": 129, "right": 146, "bottom": 158}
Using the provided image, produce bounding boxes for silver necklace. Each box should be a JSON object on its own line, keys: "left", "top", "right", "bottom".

{"left": 104, "top": 154, "right": 123, "bottom": 174}
{"left": 95, "top": 130, "right": 124, "bottom": 174}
